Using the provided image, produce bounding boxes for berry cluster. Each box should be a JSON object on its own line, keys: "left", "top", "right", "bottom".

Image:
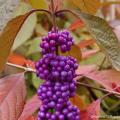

{"left": 40, "top": 30, "right": 74, "bottom": 54}
{"left": 37, "top": 81, "right": 79, "bottom": 120}
{"left": 38, "top": 81, "right": 76, "bottom": 104}
{"left": 38, "top": 102, "right": 80, "bottom": 120}
{"left": 36, "top": 29, "right": 80, "bottom": 120}
{"left": 36, "top": 53, "right": 78, "bottom": 81}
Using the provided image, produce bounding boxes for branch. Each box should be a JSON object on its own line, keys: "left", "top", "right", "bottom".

{"left": 98, "top": 56, "right": 106, "bottom": 70}
{"left": 6, "top": 62, "right": 36, "bottom": 73}
{"left": 101, "top": 85, "right": 120, "bottom": 100}
{"left": 77, "top": 82, "right": 120, "bottom": 97}
{"left": 7, "top": 62, "right": 120, "bottom": 96}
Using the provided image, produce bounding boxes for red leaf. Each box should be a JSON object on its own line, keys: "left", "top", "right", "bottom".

{"left": 19, "top": 95, "right": 41, "bottom": 120}
{"left": 75, "top": 65, "right": 97, "bottom": 80}
{"left": 0, "top": 73, "right": 26, "bottom": 120}
{"left": 8, "top": 53, "right": 35, "bottom": 69}
{"left": 76, "top": 65, "right": 97, "bottom": 75}
{"left": 81, "top": 99, "right": 101, "bottom": 120}
{"left": 8, "top": 53, "right": 27, "bottom": 66}
{"left": 77, "top": 66, "right": 120, "bottom": 91}
{"left": 68, "top": 19, "right": 84, "bottom": 31}
{"left": 25, "top": 116, "right": 36, "bottom": 120}
{"left": 85, "top": 69, "right": 120, "bottom": 90}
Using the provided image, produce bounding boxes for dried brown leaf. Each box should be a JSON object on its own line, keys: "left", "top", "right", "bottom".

{"left": 70, "top": 94, "right": 87, "bottom": 110}
{"left": 0, "top": 11, "right": 36, "bottom": 72}
{"left": 59, "top": 44, "right": 82, "bottom": 62}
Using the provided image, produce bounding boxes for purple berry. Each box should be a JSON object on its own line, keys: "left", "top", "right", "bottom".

{"left": 61, "top": 71, "right": 67, "bottom": 77}
{"left": 48, "top": 101, "right": 55, "bottom": 108}
{"left": 59, "top": 114, "right": 65, "bottom": 120}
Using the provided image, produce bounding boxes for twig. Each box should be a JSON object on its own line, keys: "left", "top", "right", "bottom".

{"left": 6, "top": 62, "right": 36, "bottom": 73}
{"left": 101, "top": 85, "right": 120, "bottom": 100}
{"left": 51, "top": 0, "right": 57, "bottom": 30}
{"left": 77, "top": 82, "right": 120, "bottom": 96}
{"left": 50, "top": 0, "right": 58, "bottom": 55}
{"left": 98, "top": 56, "right": 106, "bottom": 70}
{"left": 99, "top": 115, "right": 120, "bottom": 119}
{"left": 101, "top": 92, "right": 112, "bottom": 100}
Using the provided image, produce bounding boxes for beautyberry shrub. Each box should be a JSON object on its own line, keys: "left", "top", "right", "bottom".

{"left": 36, "top": 29, "right": 80, "bottom": 120}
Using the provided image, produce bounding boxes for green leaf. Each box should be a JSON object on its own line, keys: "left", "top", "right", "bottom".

{"left": 65, "top": 0, "right": 101, "bottom": 15}
{"left": 29, "top": 0, "right": 47, "bottom": 9}
{"left": 13, "top": 2, "right": 37, "bottom": 50}
{"left": 35, "top": 24, "right": 47, "bottom": 36}
{"left": 32, "top": 73, "right": 43, "bottom": 89}
{"left": 76, "top": 11, "right": 120, "bottom": 71}
{"left": 27, "top": 37, "right": 41, "bottom": 55}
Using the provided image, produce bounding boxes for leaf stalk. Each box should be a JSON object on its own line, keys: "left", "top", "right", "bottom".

{"left": 6, "top": 62, "right": 36, "bottom": 73}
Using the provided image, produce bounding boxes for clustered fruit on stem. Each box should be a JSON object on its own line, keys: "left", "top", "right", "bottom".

{"left": 35, "top": 29, "right": 80, "bottom": 120}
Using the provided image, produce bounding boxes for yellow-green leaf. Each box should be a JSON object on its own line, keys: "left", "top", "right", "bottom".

{"left": 13, "top": 2, "right": 37, "bottom": 50}
{"left": 68, "top": 0, "right": 101, "bottom": 14}
{"left": 28, "top": 37, "right": 41, "bottom": 55}
{"left": 29, "top": 0, "right": 47, "bottom": 9}
{"left": 76, "top": 11, "right": 120, "bottom": 71}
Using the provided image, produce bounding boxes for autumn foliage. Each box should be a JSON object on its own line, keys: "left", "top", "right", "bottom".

{"left": 0, "top": 0, "right": 120, "bottom": 120}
